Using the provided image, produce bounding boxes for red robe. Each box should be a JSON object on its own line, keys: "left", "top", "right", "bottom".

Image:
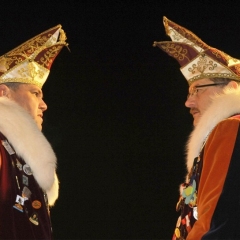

{"left": 0, "top": 97, "right": 58, "bottom": 240}
{"left": 0, "top": 132, "right": 53, "bottom": 239}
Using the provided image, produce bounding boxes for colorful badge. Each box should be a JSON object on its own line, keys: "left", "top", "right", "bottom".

{"left": 13, "top": 195, "right": 25, "bottom": 212}
{"left": 32, "top": 200, "right": 42, "bottom": 209}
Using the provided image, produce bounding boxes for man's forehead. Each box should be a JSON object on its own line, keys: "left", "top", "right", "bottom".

{"left": 19, "top": 84, "right": 43, "bottom": 94}
{"left": 21, "top": 83, "right": 42, "bottom": 90}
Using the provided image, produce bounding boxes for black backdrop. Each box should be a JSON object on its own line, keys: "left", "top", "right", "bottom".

{"left": 1, "top": 1, "right": 239, "bottom": 239}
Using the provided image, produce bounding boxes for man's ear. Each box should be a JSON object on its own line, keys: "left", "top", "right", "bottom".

{"left": 0, "top": 84, "right": 11, "bottom": 97}
{"left": 227, "top": 81, "right": 239, "bottom": 89}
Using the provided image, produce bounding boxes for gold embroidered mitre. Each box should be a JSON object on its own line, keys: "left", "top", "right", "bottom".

{"left": 0, "top": 25, "right": 68, "bottom": 88}
{"left": 153, "top": 16, "right": 240, "bottom": 85}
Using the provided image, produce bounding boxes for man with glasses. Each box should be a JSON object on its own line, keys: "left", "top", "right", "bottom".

{"left": 154, "top": 17, "right": 240, "bottom": 239}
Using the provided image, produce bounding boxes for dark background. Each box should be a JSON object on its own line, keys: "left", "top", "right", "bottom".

{"left": 1, "top": 1, "right": 240, "bottom": 239}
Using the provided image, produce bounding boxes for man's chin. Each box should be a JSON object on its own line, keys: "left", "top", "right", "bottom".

{"left": 35, "top": 118, "right": 43, "bottom": 130}
{"left": 192, "top": 112, "right": 201, "bottom": 126}
{"left": 37, "top": 125, "right": 42, "bottom": 131}
{"left": 193, "top": 117, "right": 200, "bottom": 126}
{"left": 36, "top": 122, "right": 43, "bottom": 131}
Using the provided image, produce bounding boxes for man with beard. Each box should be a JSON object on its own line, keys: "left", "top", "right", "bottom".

{"left": 154, "top": 17, "right": 240, "bottom": 239}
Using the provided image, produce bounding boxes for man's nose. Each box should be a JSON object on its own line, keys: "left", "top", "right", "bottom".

{"left": 185, "top": 95, "right": 195, "bottom": 108}
{"left": 40, "top": 99, "right": 48, "bottom": 111}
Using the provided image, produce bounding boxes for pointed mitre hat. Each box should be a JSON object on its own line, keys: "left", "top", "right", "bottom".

{"left": 0, "top": 25, "right": 68, "bottom": 88}
{"left": 153, "top": 16, "right": 240, "bottom": 85}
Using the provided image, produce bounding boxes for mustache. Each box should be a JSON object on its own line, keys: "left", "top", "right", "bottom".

{"left": 190, "top": 108, "right": 200, "bottom": 115}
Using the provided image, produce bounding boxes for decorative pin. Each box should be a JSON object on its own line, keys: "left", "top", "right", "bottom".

{"left": 13, "top": 202, "right": 24, "bottom": 212}
{"left": 174, "top": 227, "right": 181, "bottom": 238}
{"left": 15, "top": 176, "right": 20, "bottom": 189}
{"left": 23, "top": 164, "right": 33, "bottom": 175}
{"left": 22, "top": 186, "right": 31, "bottom": 200}
{"left": 29, "top": 212, "right": 39, "bottom": 225}
{"left": 1, "top": 140, "right": 15, "bottom": 155}
{"left": 13, "top": 195, "right": 25, "bottom": 212}
{"left": 43, "top": 192, "right": 48, "bottom": 205}
{"left": 16, "top": 159, "right": 22, "bottom": 170}
{"left": 193, "top": 206, "right": 198, "bottom": 220}
{"left": 32, "top": 200, "right": 42, "bottom": 209}
{"left": 22, "top": 175, "right": 29, "bottom": 186}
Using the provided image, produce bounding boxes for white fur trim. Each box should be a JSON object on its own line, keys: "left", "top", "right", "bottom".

{"left": 0, "top": 97, "right": 58, "bottom": 205}
{"left": 185, "top": 86, "right": 240, "bottom": 181}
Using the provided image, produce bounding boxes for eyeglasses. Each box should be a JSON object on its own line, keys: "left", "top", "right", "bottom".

{"left": 187, "top": 83, "right": 226, "bottom": 99}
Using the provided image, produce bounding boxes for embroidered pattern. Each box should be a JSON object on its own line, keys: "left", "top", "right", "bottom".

{"left": 235, "top": 65, "right": 240, "bottom": 76}
{"left": 161, "top": 43, "right": 190, "bottom": 61}
{"left": 0, "top": 25, "right": 67, "bottom": 88}
{"left": 163, "top": 17, "right": 207, "bottom": 50}
{"left": 38, "top": 45, "right": 63, "bottom": 68}
{"left": 18, "top": 62, "right": 44, "bottom": 79}
{"left": 170, "top": 28, "right": 205, "bottom": 51}
{"left": 155, "top": 16, "right": 240, "bottom": 84}
{"left": 188, "top": 54, "right": 217, "bottom": 74}
{"left": 188, "top": 72, "right": 239, "bottom": 84}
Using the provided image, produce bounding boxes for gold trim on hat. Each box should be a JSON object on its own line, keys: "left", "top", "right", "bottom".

{"left": 0, "top": 25, "right": 68, "bottom": 88}
{"left": 154, "top": 16, "right": 240, "bottom": 85}
{"left": 180, "top": 53, "right": 240, "bottom": 84}
{"left": 159, "top": 42, "right": 191, "bottom": 62}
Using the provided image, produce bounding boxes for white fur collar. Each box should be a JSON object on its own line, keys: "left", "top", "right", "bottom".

{"left": 186, "top": 86, "right": 240, "bottom": 178}
{"left": 0, "top": 97, "right": 58, "bottom": 206}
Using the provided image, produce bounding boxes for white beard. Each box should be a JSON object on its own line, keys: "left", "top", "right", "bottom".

{"left": 185, "top": 86, "right": 240, "bottom": 182}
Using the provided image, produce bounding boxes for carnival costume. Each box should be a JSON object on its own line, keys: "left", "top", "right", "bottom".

{"left": 154, "top": 17, "right": 240, "bottom": 239}
{"left": 0, "top": 25, "right": 68, "bottom": 239}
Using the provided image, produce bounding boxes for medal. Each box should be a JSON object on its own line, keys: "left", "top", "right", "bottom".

{"left": 23, "top": 164, "right": 33, "bottom": 175}
{"left": 32, "top": 200, "right": 42, "bottom": 209}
